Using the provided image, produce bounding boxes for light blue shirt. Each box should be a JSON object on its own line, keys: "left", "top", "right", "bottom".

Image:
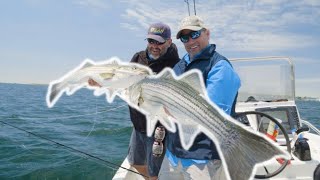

{"left": 167, "top": 51, "right": 241, "bottom": 167}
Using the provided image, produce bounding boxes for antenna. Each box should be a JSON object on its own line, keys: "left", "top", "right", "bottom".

{"left": 184, "top": 0, "right": 197, "bottom": 16}
{"left": 184, "top": 0, "right": 190, "bottom": 16}
{"left": 193, "top": 0, "right": 196, "bottom": 15}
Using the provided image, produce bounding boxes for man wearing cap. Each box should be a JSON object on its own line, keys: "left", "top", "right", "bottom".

{"left": 158, "top": 16, "right": 241, "bottom": 179}
{"left": 128, "top": 22, "right": 179, "bottom": 179}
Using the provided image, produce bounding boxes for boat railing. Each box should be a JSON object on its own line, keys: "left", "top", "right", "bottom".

{"left": 301, "top": 120, "right": 320, "bottom": 135}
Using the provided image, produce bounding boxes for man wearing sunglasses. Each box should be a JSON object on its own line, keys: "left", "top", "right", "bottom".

{"left": 159, "top": 16, "right": 241, "bottom": 179}
{"left": 128, "top": 22, "right": 179, "bottom": 179}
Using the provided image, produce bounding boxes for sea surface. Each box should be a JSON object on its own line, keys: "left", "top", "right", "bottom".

{"left": 0, "top": 83, "right": 319, "bottom": 180}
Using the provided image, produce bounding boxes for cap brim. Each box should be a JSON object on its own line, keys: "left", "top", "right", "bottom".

{"left": 146, "top": 35, "right": 166, "bottom": 43}
{"left": 176, "top": 26, "right": 203, "bottom": 39}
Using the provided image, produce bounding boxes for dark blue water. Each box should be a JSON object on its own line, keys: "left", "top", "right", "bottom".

{"left": 0, "top": 83, "right": 132, "bottom": 179}
{"left": 0, "top": 83, "right": 319, "bottom": 179}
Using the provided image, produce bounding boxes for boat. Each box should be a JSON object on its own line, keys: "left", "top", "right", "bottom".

{"left": 112, "top": 57, "right": 320, "bottom": 180}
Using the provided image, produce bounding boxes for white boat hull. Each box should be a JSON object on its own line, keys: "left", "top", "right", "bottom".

{"left": 112, "top": 57, "right": 320, "bottom": 180}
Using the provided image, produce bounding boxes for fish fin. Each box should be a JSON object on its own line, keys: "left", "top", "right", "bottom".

{"left": 93, "top": 87, "right": 106, "bottom": 96}
{"left": 105, "top": 88, "right": 118, "bottom": 103}
{"left": 144, "top": 104, "right": 177, "bottom": 135}
{"left": 177, "top": 122, "right": 201, "bottom": 150}
{"left": 157, "top": 117, "right": 176, "bottom": 133}
{"left": 66, "top": 84, "right": 83, "bottom": 96}
{"left": 80, "top": 59, "right": 95, "bottom": 69}
{"left": 108, "top": 58, "right": 120, "bottom": 65}
{"left": 146, "top": 115, "right": 159, "bottom": 137}
{"left": 156, "top": 68, "right": 207, "bottom": 97}
{"left": 178, "top": 70, "right": 206, "bottom": 96}
{"left": 117, "top": 90, "right": 129, "bottom": 102}
{"left": 219, "top": 125, "right": 290, "bottom": 180}
{"left": 158, "top": 68, "right": 175, "bottom": 79}
{"left": 157, "top": 107, "right": 176, "bottom": 133}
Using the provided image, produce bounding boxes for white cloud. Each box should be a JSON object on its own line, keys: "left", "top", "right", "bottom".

{"left": 121, "top": 9, "right": 149, "bottom": 30}
{"left": 119, "top": 0, "right": 320, "bottom": 52}
{"left": 216, "top": 31, "right": 318, "bottom": 52}
{"left": 120, "top": 0, "right": 184, "bottom": 28}
{"left": 305, "top": 0, "right": 320, "bottom": 6}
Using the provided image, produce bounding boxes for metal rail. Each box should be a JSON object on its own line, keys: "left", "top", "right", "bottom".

{"left": 301, "top": 120, "right": 320, "bottom": 135}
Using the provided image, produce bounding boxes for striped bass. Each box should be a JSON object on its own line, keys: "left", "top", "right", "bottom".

{"left": 46, "top": 57, "right": 152, "bottom": 108}
{"left": 119, "top": 68, "right": 289, "bottom": 180}
{"left": 46, "top": 60, "right": 289, "bottom": 180}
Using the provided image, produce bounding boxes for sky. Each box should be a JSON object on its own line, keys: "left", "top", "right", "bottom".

{"left": 0, "top": 0, "right": 319, "bottom": 98}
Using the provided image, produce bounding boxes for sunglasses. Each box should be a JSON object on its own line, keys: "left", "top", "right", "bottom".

{"left": 147, "top": 38, "right": 166, "bottom": 45}
{"left": 180, "top": 29, "right": 205, "bottom": 43}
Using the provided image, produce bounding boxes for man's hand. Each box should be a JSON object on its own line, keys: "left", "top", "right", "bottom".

{"left": 88, "top": 78, "right": 102, "bottom": 87}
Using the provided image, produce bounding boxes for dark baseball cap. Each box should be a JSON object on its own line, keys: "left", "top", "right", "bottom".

{"left": 146, "top": 22, "right": 171, "bottom": 43}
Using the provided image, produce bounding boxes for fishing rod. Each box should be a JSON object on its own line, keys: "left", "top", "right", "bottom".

{"left": 193, "top": 0, "right": 197, "bottom": 15}
{"left": 11, "top": 104, "right": 128, "bottom": 120}
{"left": 184, "top": 0, "right": 190, "bottom": 15}
{"left": 0, "top": 119, "right": 149, "bottom": 179}
{"left": 184, "top": 0, "right": 197, "bottom": 15}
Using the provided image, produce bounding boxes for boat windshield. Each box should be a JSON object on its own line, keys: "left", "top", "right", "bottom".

{"left": 230, "top": 57, "right": 295, "bottom": 102}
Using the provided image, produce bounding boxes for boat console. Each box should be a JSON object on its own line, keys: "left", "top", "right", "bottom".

{"left": 230, "top": 57, "right": 320, "bottom": 179}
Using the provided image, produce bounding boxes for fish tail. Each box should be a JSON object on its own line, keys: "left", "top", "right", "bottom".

{"left": 47, "top": 82, "right": 61, "bottom": 106}
{"left": 221, "top": 126, "right": 288, "bottom": 180}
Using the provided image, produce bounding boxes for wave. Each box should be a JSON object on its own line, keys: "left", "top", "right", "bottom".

{"left": 79, "top": 127, "right": 132, "bottom": 136}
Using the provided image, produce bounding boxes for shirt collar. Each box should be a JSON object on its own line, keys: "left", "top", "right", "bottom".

{"left": 183, "top": 44, "right": 211, "bottom": 64}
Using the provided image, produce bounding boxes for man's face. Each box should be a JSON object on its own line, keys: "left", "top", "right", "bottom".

{"left": 180, "top": 29, "right": 210, "bottom": 58}
{"left": 147, "top": 38, "right": 172, "bottom": 59}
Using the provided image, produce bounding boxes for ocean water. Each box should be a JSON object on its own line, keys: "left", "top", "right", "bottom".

{"left": 0, "top": 83, "right": 319, "bottom": 180}
{"left": 0, "top": 83, "right": 132, "bottom": 179}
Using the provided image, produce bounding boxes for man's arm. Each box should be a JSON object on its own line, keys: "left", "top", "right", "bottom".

{"left": 206, "top": 60, "right": 241, "bottom": 115}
